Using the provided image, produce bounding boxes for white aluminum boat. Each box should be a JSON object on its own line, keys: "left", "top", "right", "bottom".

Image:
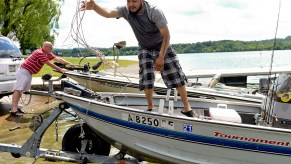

{"left": 57, "top": 75, "right": 291, "bottom": 163}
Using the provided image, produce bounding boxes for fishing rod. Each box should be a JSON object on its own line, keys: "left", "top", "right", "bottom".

{"left": 263, "top": 0, "right": 282, "bottom": 124}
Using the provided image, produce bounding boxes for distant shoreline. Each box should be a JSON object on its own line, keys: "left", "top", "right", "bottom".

{"left": 54, "top": 36, "right": 291, "bottom": 57}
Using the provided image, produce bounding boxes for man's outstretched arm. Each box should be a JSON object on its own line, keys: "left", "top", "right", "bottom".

{"left": 45, "top": 61, "right": 68, "bottom": 73}
{"left": 53, "top": 57, "right": 73, "bottom": 66}
{"left": 81, "top": 0, "right": 119, "bottom": 18}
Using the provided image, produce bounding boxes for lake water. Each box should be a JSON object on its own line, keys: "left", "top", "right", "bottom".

{"left": 109, "top": 50, "right": 291, "bottom": 70}
{"left": 108, "top": 50, "right": 291, "bottom": 85}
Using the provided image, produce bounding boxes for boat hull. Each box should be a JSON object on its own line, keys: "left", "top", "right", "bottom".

{"left": 60, "top": 93, "right": 291, "bottom": 164}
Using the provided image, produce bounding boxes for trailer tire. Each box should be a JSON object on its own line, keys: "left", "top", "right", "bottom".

{"left": 11, "top": 153, "right": 21, "bottom": 158}
{"left": 62, "top": 124, "right": 111, "bottom": 156}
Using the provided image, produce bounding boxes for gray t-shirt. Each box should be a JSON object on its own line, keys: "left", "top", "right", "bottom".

{"left": 117, "top": 1, "right": 168, "bottom": 50}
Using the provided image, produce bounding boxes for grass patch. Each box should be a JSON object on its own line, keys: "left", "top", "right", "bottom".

{"left": 32, "top": 57, "right": 138, "bottom": 77}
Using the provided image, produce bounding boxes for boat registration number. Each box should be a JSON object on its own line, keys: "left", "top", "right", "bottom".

{"left": 122, "top": 113, "right": 160, "bottom": 127}
{"left": 122, "top": 113, "right": 175, "bottom": 130}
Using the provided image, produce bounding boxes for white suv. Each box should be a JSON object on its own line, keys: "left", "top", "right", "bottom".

{"left": 0, "top": 35, "right": 24, "bottom": 99}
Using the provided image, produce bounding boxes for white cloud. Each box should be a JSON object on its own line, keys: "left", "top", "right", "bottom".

{"left": 54, "top": 0, "right": 291, "bottom": 49}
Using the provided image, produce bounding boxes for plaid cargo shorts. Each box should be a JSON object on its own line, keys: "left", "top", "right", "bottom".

{"left": 138, "top": 47, "right": 187, "bottom": 90}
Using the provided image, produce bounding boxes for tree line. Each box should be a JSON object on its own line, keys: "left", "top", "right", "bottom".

{"left": 0, "top": 0, "right": 62, "bottom": 54}
{"left": 55, "top": 36, "right": 291, "bottom": 57}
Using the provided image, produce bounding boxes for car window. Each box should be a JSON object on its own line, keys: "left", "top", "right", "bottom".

{"left": 0, "top": 37, "right": 22, "bottom": 58}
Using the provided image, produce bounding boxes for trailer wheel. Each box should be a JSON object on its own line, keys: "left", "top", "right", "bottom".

{"left": 11, "top": 153, "right": 21, "bottom": 158}
{"left": 62, "top": 124, "right": 111, "bottom": 155}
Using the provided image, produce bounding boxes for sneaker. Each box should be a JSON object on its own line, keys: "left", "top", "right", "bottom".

{"left": 17, "top": 108, "right": 25, "bottom": 114}
{"left": 10, "top": 111, "right": 23, "bottom": 117}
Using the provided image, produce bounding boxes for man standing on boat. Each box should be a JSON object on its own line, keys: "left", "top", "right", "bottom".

{"left": 81, "top": 0, "right": 196, "bottom": 117}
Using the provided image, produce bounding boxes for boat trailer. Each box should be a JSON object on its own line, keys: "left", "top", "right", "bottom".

{"left": 0, "top": 77, "right": 139, "bottom": 164}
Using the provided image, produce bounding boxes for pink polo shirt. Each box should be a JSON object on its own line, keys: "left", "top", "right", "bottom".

{"left": 21, "top": 48, "right": 56, "bottom": 74}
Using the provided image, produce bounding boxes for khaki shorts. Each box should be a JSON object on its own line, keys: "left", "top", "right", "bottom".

{"left": 14, "top": 67, "right": 32, "bottom": 92}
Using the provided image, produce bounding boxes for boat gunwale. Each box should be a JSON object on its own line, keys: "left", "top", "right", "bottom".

{"left": 65, "top": 71, "right": 263, "bottom": 103}
{"left": 58, "top": 91, "right": 291, "bottom": 134}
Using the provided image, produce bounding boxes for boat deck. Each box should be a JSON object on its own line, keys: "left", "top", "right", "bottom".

{"left": 116, "top": 104, "right": 255, "bottom": 125}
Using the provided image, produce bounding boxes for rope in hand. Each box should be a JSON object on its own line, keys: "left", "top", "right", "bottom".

{"left": 64, "top": 0, "right": 134, "bottom": 90}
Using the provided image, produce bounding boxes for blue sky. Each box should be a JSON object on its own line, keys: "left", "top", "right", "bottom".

{"left": 54, "top": 0, "right": 291, "bottom": 48}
